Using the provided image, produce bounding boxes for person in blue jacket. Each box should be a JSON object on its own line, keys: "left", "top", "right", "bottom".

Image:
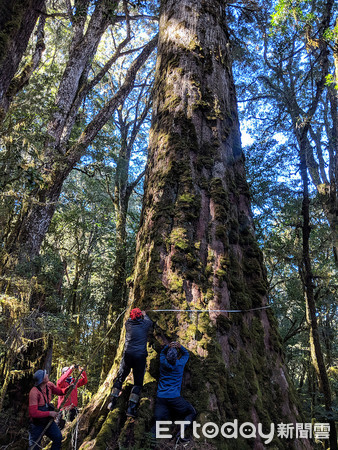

{"left": 152, "top": 341, "right": 196, "bottom": 443}
{"left": 108, "top": 308, "right": 153, "bottom": 417}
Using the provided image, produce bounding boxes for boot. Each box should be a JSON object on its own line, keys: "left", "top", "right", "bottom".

{"left": 126, "top": 391, "right": 140, "bottom": 418}
{"left": 107, "top": 387, "right": 121, "bottom": 410}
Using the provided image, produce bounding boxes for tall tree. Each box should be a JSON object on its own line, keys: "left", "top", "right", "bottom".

{"left": 74, "top": 1, "right": 311, "bottom": 448}
{"left": 0, "top": 0, "right": 46, "bottom": 122}
{"left": 0, "top": 0, "right": 157, "bottom": 425}
{"left": 244, "top": 120, "right": 338, "bottom": 439}
{"left": 100, "top": 81, "right": 152, "bottom": 380}
{"left": 0, "top": 0, "right": 157, "bottom": 301}
{"left": 299, "top": 142, "right": 337, "bottom": 449}
{"left": 237, "top": 0, "right": 338, "bottom": 262}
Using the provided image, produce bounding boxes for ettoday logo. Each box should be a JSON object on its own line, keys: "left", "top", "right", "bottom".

{"left": 155, "top": 420, "right": 328, "bottom": 443}
{"left": 156, "top": 420, "right": 275, "bottom": 444}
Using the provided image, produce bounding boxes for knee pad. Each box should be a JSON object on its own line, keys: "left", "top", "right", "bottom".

{"left": 112, "top": 387, "right": 121, "bottom": 397}
{"left": 113, "top": 381, "right": 122, "bottom": 390}
{"left": 131, "top": 385, "right": 142, "bottom": 395}
{"left": 129, "top": 392, "right": 140, "bottom": 403}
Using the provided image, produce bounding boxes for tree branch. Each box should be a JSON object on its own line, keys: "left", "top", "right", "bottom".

{"left": 66, "top": 34, "right": 158, "bottom": 167}
{"left": 5, "top": 9, "right": 46, "bottom": 103}
{"left": 114, "top": 14, "right": 158, "bottom": 22}
{"left": 127, "top": 169, "right": 146, "bottom": 197}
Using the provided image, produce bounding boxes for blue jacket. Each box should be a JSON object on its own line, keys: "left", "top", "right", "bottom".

{"left": 124, "top": 315, "right": 153, "bottom": 356}
{"left": 157, "top": 345, "right": 189, "bottom": 398}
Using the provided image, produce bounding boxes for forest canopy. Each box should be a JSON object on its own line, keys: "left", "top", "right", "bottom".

{"left": 0, "top": 0, "right": 337, "bottom": 449}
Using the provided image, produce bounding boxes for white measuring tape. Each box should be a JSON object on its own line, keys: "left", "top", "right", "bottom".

{"left": 151, "top": 305, "right": 271, "bottom": 313}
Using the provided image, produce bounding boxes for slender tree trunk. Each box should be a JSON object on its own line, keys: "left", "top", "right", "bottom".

{"left": 74, "top": 1, "right": 311, "bottom": 448}
{"left": 0, "top": 0, "right": 46, "bottom": 121}
{"left": 0, "top": 175, "right": 66, "bottom": 300}
{"left": 100, "top": 116, "right": 141, "bottom": 379}
{"left": 297, "top": 361, "right": 307, "bottom": 392}
{"left": 0, "top": 35, "right": 157, "bottom": 294}
{"left": 268, "top": 0, "right": 337, "bottom": 263}
{"left": 44, "top": 339, "right": 53, "bottom": 374}
{"left": 100, "top": 196, "right": 128, "bottom": 380}
{"left": 100, "top": 95, "right": 150, "bottom": 380}
{"left": 299, "top": 139, "right": 337, "bottom": 449}
{"left": 322, "top": 310, "right": 333, "bottom": 367}
{"left": 326, "top": 81, "right": 338, "bottom": 262}
{"left": 308, "top": 364, "right": 316, "bottom": 420}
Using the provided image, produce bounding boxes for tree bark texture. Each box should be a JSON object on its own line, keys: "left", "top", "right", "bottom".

{"left": 299, "top": 141, "right": 337, "bottom": 449}
{"left": 0, "top": 0, "right": 45, "bottom": 120}
{"left": 74, "top": 1, "right": 311, "bottom": 448}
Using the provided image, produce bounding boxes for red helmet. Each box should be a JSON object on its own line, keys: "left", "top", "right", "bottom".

{"left": 130, "top": 308, "right": 143, "bottom": 320}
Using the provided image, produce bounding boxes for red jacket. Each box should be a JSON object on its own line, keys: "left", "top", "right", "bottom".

{"left": 57, "top": 367, "right": 87, "bottom": 409}
{"left": 29, "top": 382, "right": 65, "bottom": 419}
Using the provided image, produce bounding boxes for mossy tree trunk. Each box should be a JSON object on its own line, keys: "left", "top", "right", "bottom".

{"left": 74, "top": 1, "right": 311, "bottom": 448}
{"left": 0, "top": 0, "right": 46, "bottom": 122}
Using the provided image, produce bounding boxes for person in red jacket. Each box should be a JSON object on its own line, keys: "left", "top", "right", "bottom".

{"left": 56, "top": 364, "right": 88, "bottom": 430}
{"left": 28, "top": 369, "right": 67, "bottom": 450}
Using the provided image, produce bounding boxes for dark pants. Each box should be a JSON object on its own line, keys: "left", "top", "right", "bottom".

{"left": 151, "top": 396, "right": 196, "bottom": 437}
{"left": 58, "top": 407, "right": 78, "bottom": 430}
{"left": 113, "top": 352, "right": 147, "bottom": 394}
{"left": 28, "top": 421, "right": 62, "bottom": 450}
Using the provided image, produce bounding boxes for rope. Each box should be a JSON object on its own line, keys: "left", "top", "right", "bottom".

{"left": 29, "top": 418, "right": 55, "bottom": 450}
{"left": 29, "top": 439, "right": 43, "bottom": 449}
{"left": 28, "top": 303, "right": 270, "bottom": 449}
{"left": 29, "top": 308, "right": 128, "bottom": 450}
{"left": 71, "top": 413, "right": 80, "bottom": 450}
{"left": 88, "top": 308, "right": 127, "bottom": 362}
{"left": 151, "top": 305, "right": 271, "bottom": 313}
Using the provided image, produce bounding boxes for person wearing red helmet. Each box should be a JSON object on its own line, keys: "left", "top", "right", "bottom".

{"left": 108, "top": 308, "right": 153, "bottom": 417}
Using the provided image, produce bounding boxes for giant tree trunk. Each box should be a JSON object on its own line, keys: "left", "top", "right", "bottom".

{"left": 74, "top": 1, "right": 311, "bottom": 449}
